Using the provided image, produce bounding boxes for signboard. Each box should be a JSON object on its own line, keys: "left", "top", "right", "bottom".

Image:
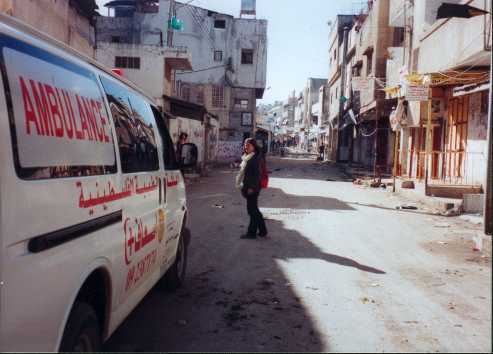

{"left": 351, "top": 77, "right": 369, "bottom": 91}
{"left": 405, "top": 84, "right": 429, "bottom": 101}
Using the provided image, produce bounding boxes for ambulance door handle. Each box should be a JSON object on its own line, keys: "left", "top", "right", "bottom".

{"left": 158, "top": 178, "right": 162, "bottom": 204}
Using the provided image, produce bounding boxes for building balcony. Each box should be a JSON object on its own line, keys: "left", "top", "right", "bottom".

{"left": 418, "top": 6, "right": 491, "bottom": 73}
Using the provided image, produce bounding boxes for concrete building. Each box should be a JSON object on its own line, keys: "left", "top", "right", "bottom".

{"left": 96, "top": 0, "right": 267, "bottom": 162}
{"left": 302, "top": 78, "right": 326, "bottom": 151}
{"left": 0, "top": 0, "right": 97, "bottom": 58}
{"left": 387, "top": 0, "right": 491, "bottom": 202}
{"left": 326, "top": 14, "right": 355, "bottom": 161}
{"left": 349, "top": 0, "right": 396, "bottom": 173}
{"left": 162, "top": 0, "right": 267, "bottom": 161}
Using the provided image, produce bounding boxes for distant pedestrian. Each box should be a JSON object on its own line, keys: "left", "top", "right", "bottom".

{"left": 176, "top": 132, "right": 188, "bottom": 166}
{"left": 235, "top": 138, "right": 268, "bottom": 239}
{"left": 318, "top": 143, "right": 325, "bottom": 161}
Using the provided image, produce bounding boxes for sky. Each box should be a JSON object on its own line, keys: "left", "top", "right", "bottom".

{"left": 96, "top": 0, "right": 363, "bottom": 104}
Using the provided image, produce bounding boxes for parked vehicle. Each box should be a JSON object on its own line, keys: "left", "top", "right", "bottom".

{"left": 0, "top": 14, "right": 193, "bottom": 352}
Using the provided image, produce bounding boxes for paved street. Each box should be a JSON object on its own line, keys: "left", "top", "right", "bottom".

{"left": 105, "top": 156, "right": 491, "bottom": 353}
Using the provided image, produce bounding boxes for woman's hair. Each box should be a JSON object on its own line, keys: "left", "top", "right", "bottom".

{"left": 244, "top": 137, "right": 259, "bottom": 153}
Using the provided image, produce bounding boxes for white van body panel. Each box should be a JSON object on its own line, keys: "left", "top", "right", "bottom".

{"left": 0, "top": 15, "right": 188, "bottom": 352}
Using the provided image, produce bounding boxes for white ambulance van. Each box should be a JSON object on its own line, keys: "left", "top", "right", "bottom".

{"left": 0, "top": 14, "right": 192, "bottom": 352}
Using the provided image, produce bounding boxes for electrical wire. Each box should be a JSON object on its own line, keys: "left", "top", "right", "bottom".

{"left": 176, "top": 63, "right": 226, "bottom": 74}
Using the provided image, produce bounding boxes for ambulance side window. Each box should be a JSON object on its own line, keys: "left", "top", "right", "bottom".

{"left": 100, "top": 77, "right": 159, "bottom": 173}
{"left": 0, "top": 34, "right": 117, "bottom": 180}
{"left": 151, "top": 105, "right": 179, "bottom": 170}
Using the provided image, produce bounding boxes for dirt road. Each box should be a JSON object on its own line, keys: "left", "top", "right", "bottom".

{"left": 105, "top": 156, "right": 491, "bottom": 352}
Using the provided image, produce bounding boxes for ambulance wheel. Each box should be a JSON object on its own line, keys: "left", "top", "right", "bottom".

{"left": 59, "top": 302, "right": 102, "bottom": 352}
{"left": 163, "top": 229, "right": 189, "bottom": 291}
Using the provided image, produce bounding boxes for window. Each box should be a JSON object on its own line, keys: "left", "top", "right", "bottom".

{"left": 214, "top": 19, "right": 226, "bottom": 29}
{"left": 2, "top": 37, "right": 117, "bottom": 180}
{"left": 151, "top": 106, "right": 178, "bottom": 170}
{"left": 353, "top": 65, "right": 361, "bottom": 77}
{"left": 101, "top": 77, "right": 159, "bottom": 173}
{"left": 234, "top": 98, "right": 249, "bottom": 110}
{"left": 111, "top": 36, "right": 121, "bottom": 43}
{"left": 196, "top": 90, "right": 204, "bottom": 105}
{"left": 214, "top": 50, "right": 223, "bottom": 62}
{"left": 241, "top": 49, "right": 254, "bottom": 64}
{"left": 366, "top": 53, "right": 373, "bottom": 75}
{"left": 114, "top": 56, "right": 141, "bottom": 69}
{"left": 181, "top": 85, "right": 190, "bottom": 101}
{"left": 212, "top": 85, "right": 224, "bottom": 107}
{"left": 241, "top": 112, "right": 253, "bottom": 126}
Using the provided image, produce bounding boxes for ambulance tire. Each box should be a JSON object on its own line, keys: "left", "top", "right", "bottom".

{"left": 163, "top": 228, "right": 189, "bottom": 291}
{"left": 59, "top": 302, "right": 102, "bottom": 352}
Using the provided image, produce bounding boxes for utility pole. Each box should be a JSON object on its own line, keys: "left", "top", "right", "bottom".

{"left": 337, "top": 25, "right": 350, "bottom": 162}
{"left": 485, "top": 65, "right": 492, "bottom": 235}
{"left": 166, "top": 0, "right": 175, "bottom": 47}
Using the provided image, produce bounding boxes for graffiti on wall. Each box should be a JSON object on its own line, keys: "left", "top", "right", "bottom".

{"left": 217, "top": 141, "right": 243, "bottom": 160}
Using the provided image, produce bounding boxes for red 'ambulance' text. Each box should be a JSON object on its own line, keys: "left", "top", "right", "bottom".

{"left": 19, "top": 75, "right": 111, "bottom": 144}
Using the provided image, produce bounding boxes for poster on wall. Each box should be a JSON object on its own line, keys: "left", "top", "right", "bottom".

{"left": 241, "top": 112, "right": 253, "bottom": 126}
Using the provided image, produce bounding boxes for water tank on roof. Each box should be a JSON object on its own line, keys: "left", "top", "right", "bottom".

{"left": 104, "top": 0, "right": 136, "bottom": 17}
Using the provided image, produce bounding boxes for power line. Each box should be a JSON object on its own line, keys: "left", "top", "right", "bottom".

{"left": 176, "top": 63, "right": 226, "bottom": 74}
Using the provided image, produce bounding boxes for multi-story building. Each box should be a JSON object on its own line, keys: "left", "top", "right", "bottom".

{"left": 96, "top": 0, "right": 267, "bottom": 161}
{"left": 387, "top": 0, "right": 491, "bottom": 202}
{"left": 326, "top": 14, "right": 355, "bottom": 161}
{"left": 302, "top": 78, "right": 326, "bottom": 151}
{"left": 1, "top": 0, "right": 97, "bottom": 58}
{"left": 349, "top": 0, "right": 396, "bottom": 173}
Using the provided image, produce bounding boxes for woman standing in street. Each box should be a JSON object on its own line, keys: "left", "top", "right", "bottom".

{"left": 236, "top": 138, "right": 268, "bottom": 239}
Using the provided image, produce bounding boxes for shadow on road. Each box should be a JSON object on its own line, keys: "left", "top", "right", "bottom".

{"left": 263, "top": 187, "right": 355, "bottom": 211}
{"left": 267, "top": 156, "right": 351, "bottom": 182}
{"left": 104, "top": 159, "right": 384, "bottom": 352}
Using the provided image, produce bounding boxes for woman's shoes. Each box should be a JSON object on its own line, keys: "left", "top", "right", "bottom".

{"left": 240, "top": 234, "right": 257, "bottom": 239}
{"left": 258, "top": 231, "right": 268, "bottom": 238}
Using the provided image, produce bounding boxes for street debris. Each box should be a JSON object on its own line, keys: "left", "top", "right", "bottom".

{"left": 472, "top": 233, "right": 483, "bottom": 252}
{"left": 396, "top": 204, "right": 418, "bottom": 210}
{"left": 212, "top": 203, "right": 224, "bottom": 208}
{"left": 370, "top": 283, "right": 380, "bottom": 287}
{"left": 404, "top": 320, "right": 419, "bottom": 324}
{"left": 401, "top": 180, "right": 415, "bottom": 189}
{"left": 440, "top": 207, "right": 461, "bottom": 217}
{"left": 305, "top": 286, "right": 319, "bottom": 291}
{"left": 177, "top": 319, "right": 188, "bottom": 326}
{"left": 437, "top": 241, "right": 448, "bottom": 245}
{"left": 434, "top": 223, "right": 451, "bottom": 228}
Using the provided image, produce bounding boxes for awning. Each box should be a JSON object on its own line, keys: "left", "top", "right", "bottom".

{"left": 163, "top": 95, "right": 206, "bottom": 121}
{"left": 453, "top": 81, "right": 489, "bottom": 97}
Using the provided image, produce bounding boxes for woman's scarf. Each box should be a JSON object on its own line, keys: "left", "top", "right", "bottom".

{"left": 235, "top": 152, "right": 255, "bottom": 189}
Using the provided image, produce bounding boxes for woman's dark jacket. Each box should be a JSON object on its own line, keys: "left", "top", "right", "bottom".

{"left": 241, "top": 153, "right": 262, "bottom": 196}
